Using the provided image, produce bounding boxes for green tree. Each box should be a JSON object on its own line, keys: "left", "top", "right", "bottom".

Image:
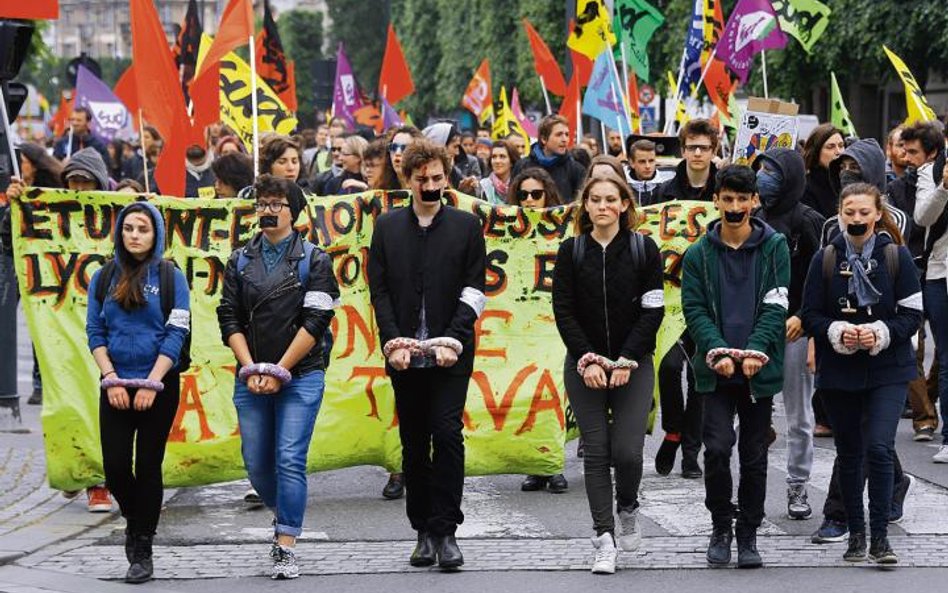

{"left": 325, "top": 0, "right": 388, "bottom": 99}
{"left": 278, "top": 9, "right": 325, "bottom": 125}
{"left": 393, "top": 0, "right": 442, "bottom": 119}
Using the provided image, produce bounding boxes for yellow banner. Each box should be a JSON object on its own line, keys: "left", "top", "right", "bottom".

{"left": 12, "top": 189, "right": 715, "bottom": 490}
{"left": 567, "top": 0, "right": 617, "bottom": 60}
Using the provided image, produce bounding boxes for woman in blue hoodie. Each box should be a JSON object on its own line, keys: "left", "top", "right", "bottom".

{"left": 86, "top": 201, "right": 190, "bottom": 584}
{"left": 802, "top": 182, "right": 922, "bottom": 566}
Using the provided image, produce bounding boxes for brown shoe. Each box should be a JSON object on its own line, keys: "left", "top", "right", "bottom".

{"left": 813, "top": 424, "right": 833, "bottom": 438}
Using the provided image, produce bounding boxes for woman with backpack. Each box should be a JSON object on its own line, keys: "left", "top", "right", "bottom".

{"left": 802, "top": 182, "right": 921, "bottom": 566}
{"left": 551, "top": 170, "right": 665, "bottom": 574}
{"left": 217, "top": 174, "right": 339, "bottom": 580}
{"left": 86, "top": 201, "right": 190, "bottom": 583}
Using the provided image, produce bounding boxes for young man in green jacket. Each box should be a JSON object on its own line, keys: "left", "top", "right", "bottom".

{"left": 681, "top": 165, "right": 790, "bottom": 569}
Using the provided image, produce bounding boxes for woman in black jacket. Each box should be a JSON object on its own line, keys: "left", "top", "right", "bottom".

{"left": 216, "top": 175, "right": 339, "bottom": 580}
{"left": 552, "top": 170, "right": 665, "bottom": 574}
{"left": 802, "top": 183, "right": 921, "bottom": 566}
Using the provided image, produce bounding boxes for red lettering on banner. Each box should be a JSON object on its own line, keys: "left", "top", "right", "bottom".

{"left": 515, "top": 369, "right": 565, "bottom": 435}
{"left": 474, "top": 309, "right": 512, "bottom": 360}
{"left": 659, "top": 204, "right": 681, "bottom": 241}
{"left": 337, "top": 305, "right": 376, "bottom": 358}
{"left": 349, "top": 366, "right": 388, "bottom": 420}
{"left": 472, "top": 364, "right": 537, "bottom": 431}
{"left": 168, "top": 374, "right": 217, "bottom": 442}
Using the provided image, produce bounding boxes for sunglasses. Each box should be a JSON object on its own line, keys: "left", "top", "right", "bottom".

{"left": 517, "top": 189, "right": 545, "bottom": 201}
{"left": 330, "top": 146, "right": 342, "bottom": 153}
{"left": 389, "top": 142, "right": 409, "bottom": 153}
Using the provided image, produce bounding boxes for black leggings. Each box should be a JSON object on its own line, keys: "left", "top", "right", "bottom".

{"left": 658, "top": 334, "right": 702, "bottom": 459}
{"left": 99, "top": 373, "right": 180, "bottom": 536}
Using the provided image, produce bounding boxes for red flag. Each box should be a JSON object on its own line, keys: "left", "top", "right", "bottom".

{"left": 522, "top": 19, "right": 566, "bottom": 96}
{"left": 628, "top": 72, "right": 641, "bottom": 134}
{"left": 187, "top": 62, "right": 220, "bottom": 148}
{"left": 701, "top": 0, "right": 735, "bottom": 119}
{"left": 130, "top": 0, "right": 189, "bottom": 197}
{"left": 0, "top": 1, "right": 58, "bottom": 19}
{"left": 255, "top": 0, "right": 297, "bottom": 111}
{"left": 114, "top": 65, "right": 140, "bottom": 128}
{"left": 461, "top": 59, "right": 492, "bottom": 117}
{"left": 173, "top": 0, "right": 203, "bottom": 101}
{"left": 567, "top": 20, "right": 593, "bottom": 87}
{"left": 195, "top": 0, "right": 254, "bottom": 79}
{"left": 49, "top": 91, "right": 73, "bottom": 137}
{"left": 558, "top": 73, "right": 581, "bottom": 146}
{"left": 378, "top": 23, "right": 415, "bottom": 105}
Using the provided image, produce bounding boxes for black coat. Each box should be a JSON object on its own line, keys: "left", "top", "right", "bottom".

{"left": 513, "top": 143, "right": 587, "bottom": 203}
{"left": 367, "top": 203, "right": 487, "bottom": 376}
{"left": 802, "top": 167, "right": 836, "bottom": 218}
{"left": 652, "top": 160, "right": 717, "bottom": 203}
{"left": 552, "top": 231, "right": 665, "bottom": 362}
{"left": 217, "top": 233, "right": 339, "bottom": 376}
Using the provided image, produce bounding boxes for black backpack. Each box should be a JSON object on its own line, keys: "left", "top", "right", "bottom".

{"left": 571, "top": 230, "right": 646, "bottom": 270}
{"left": 95, "top": 259, "right": 192, "bottom": 372}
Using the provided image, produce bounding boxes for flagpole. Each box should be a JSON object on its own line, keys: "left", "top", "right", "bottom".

{"left": 249, "top": 34, "right": 260, "bottom": 177}
{"left": 665, "top": 51, "right": 687, "bottom": 135}
{"left": 607, "top": 50, "right": 634, "bottom": 140}
{"left": 619, "top": 44, "right": 635, "bottom": 134}
{"left": 576, "top": 98, "right": 583, "bottom": 144}
{"left": 138, "top": 109, "right": 150, "bottom": 193}
{"left": 539, "top": 75, "right": 553, "bottom": 116}
{"left": 67, "top": 125, "right": 74, "bottom": 159}
{"left": 761, "top": 50, "right": 769, "bottom": 99}
{"left": 691, "top": 45, "right": 720, "bottom": 100}
{"left": 600, "top": 123, "right": 607, "bottom": 156}
{"left": 0, "top": 85, "right": 20, "bottom": 179}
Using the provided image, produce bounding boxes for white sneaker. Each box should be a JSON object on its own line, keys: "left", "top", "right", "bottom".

{"left": 617, "top": 508, "right": 641, "bottom": 551}
{"left": 244, "top": 488, "right": 263, "bottom": 505}
{"left": 271, "top": 545, "right": 300, "bottom": 579}
{"left": 591, "top": 532, "right": 617, "bottom": 574}
{"left": 933, "top": 444, "right": 948, "bottom": 464}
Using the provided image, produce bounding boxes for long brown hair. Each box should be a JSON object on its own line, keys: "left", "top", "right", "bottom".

{"left": 803, "top": 123, "right": 844, "bottom": 172}
{"left": 838, "top": 182, "right": 903, "bottom": 245}
{"left": 507, "top": 167, "right": 561, "bottom": 207}
{"left": 572, "top": 170, "right": 637, "bottom": 236}
{"left": 112, "top": 203, "right": 157, "bottom": 309}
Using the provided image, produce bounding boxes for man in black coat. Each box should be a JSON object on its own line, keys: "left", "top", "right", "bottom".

{"left": 652, "top": 119, "right": 719, "bottom": 203}
{"left": 367, "top": 140, "right": 486, "bottom": 571}
{"left": 512, "top": 115, "right": 587, "bottom": 203}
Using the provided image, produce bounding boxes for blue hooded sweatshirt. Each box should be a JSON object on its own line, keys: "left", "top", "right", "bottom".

{"left": 86, "top": 201, "right": 190, "bottom": 379}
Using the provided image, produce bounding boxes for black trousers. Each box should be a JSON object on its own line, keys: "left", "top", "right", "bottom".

{"left": 702, "top": 381, "right": 772, "bottom": 531}
{"left": 391, "top": 367, "right": 470, "bottom": 536}
{"left": 813, "top": 389, "right": 831, "bottom": 428}
{"left": 823, "top": 452, "right": 905, "bottom": 523}
{"left": 658, "top": 334, "right": 702, "bottom": 461}
{"left": 99, "top": 373, "right": 179, "bottom": 536}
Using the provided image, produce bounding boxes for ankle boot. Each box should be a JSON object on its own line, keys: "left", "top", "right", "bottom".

{"left": 124, "top": 528, "right": 135, "bottom": 563}
{"left": 125, "top": 534, "right": 154, "bottom": 584}
{"left": 736, "top": 529, "right": 762, "bottom": 568}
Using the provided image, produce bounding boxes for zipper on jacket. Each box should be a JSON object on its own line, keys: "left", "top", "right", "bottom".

{"left": 246, "top": 268, "right": 301, "bottom": 360}
{"left": 602, "top": 246, "right": 612, "bottom": 357}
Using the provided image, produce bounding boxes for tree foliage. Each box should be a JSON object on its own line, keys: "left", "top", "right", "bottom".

{"left": 278, "top": 9, "right": 325, "bottom": 125}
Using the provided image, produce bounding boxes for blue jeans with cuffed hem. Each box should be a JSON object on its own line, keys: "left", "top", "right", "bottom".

{"left": 234, "top": 369, "right": 324, "bottom": 538}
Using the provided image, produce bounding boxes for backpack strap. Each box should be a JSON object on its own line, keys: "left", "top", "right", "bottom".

{"left": 159, "top": 260, "right": 175, "bottom": 320}
{"left": 884, "top": 242, "right": 900, "bottom": 283}
{"left": 571, "top": 234, "right": 586, "bottom": 270}
{"left": 298, "top": 240, "right": 316, "bottom": 287}
{"left": 821, "top": 244, "right": 836, "bottom": 286}
{"left": 95, "top": 260, "right": 117, "bottom": 304}
{"left": 629, "top": 231, "right": 645, "bottom": 270}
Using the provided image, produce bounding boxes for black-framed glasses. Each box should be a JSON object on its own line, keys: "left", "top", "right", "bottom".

{"left": 389, "top": 142, "right": 409, "bottom": 154}
{"left": 330, "top": 146, "right": 342, "bottom": 153}
{"left": 517, "top": 189, "right": 545, "bottom": 201}
{"left": 254, "top": 201, "right": 291, "bottom": 213}
{"left": 683, "top": 144, "right": 713, "bottom": 154}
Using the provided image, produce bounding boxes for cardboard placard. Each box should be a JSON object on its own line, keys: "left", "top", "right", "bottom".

{"left": 732, "top": 97, "right": 800, "bottom": 166}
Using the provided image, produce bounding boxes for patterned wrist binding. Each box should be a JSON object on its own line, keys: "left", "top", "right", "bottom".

{"left": 577, "top": 353, "right": 639, "bottom": 374}
{"left": 237, "top": 363, "right": 292, "bottom": 385}
{"left": 613, "top": 357, "right": 639, "bottom": 371}
{"left": 705, "top": 348, "right": 770, "bottom": 368}
{"left": 383, "top": 337, "right": 464, "bottom": 358}
{"left": 741, "top": 350, "right": 770, "bottom": 365}
{"left": 101, "top": 377, "right": 165, "bottom": 392}
{"left": 420, "top": 337, "right": 464, "bottom": 356}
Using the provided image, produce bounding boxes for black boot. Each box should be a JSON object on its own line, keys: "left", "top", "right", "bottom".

{"left": 409, "top": 531, "right": 436, "bottom": 567}
{"left": 843, "top": 532, "right": 867, "bottom": 562}
{"left": 435, "top": 534, "right": 464, "bottom": 570}
{"left": 681, "top": 453, "right": 703, "bottom": 479}
{"left": 736, "top": 528, "right": 763, "bottom": 568}
{"left": 654, "top": 438, "right": 680, "bottom": 476}
{"left": 869, "top": 535, "right": 898, "bottom": 565}
{"left": 125, "top": 534, "right": 154, "bottom": 584}
{"left": 520, "top": 475, "right": 549, "bottom": 491}
{"left": 124, "top": 527, "right": 135, "bottom": 563}
{"left": 706, "top": 524, "right": 733, "bottom": 566}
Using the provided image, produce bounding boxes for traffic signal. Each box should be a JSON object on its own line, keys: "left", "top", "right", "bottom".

{"left": 0, "top": 19, "right": 35, "bottom": 189}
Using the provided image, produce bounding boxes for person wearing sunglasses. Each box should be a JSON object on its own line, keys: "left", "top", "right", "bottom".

{"left": 324, "top": 135, "right": 369, "bottom": 195}
{"left": 311, "top": 135, "right": 347, "bottom": 195}
{"left": 386, "top": 126, "right": 424, "bottom": 190}
{"left": 653, "top": 119, "right": 720, "bottom": 204}
{"left": 217, "top": 175, "right": 340, "bottom": 579}
{"left": 506, "top": 168, "right": 562, "bottom": 209}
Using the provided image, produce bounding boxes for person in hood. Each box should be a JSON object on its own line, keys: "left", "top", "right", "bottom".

{"left": 422, "top": 122, "right": 480, "bottom": 195}
{"left": 217, "top": 174, "right": 339, "bottom": 579}
{"left": 53, "top": 106, "right": 111, "bottom": 165}
{"left": 681, "top": 165, "right": 789, "bottom": 569}
{"left": 512, "top": 115, "right": 587, "bottom": 203}
{"left": 752, "top": 148, "right": 825, "bottom": 522}
{"left": 802, "top": 183, "right": 921, "bottom": 566}
{"left": 61, "top": 146, "right": 112, "bottom": 191}
{"left": 627, "top": 139, "right": 674, "bottom": 206}
{"left": 86, "top": 201, "right": 190, "bottom": 583}
{"left": 653, "top": 119, "right": 719, "bottom": 203}
{"left": 184, "top": 144, "right": 216, "bottom": 198}
{"left": 820, "top": 138, "right": 910, "bottom": 246}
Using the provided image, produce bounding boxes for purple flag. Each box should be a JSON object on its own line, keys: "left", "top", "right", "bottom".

{"left": 717, "top": 0, "right": 788, "bottom": 84}
{"left": 332, "top": 43, "right": 364, "bottom": 127}
{"left": 381, "top": 97, "right": 403, "bottom": 130}
{"left": 510, "top": 88, "right": 537, "bottom": 139}
{"left": 75, "top": 64, "right": 135, "bottom": 141}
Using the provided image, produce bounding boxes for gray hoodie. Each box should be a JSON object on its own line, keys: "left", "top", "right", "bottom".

{"left": 60, "top": 147, "right": 110, "bottom": 190}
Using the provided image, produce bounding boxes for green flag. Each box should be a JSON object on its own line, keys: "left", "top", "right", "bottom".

{"left": 771, "top": 0, "right": 831, "bottom": 53}
{"left": 612, "top": 0, "right": 665, "bottom": 82}
{"left": 831, "top": 72, "right": 858, "bottom": 137}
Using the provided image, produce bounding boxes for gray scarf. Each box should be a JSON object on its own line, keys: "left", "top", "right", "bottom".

{"left": 844, "top": 233, "right": 882, "bottom": 307}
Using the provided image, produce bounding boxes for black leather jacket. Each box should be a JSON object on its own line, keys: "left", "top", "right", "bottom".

{"left": 217, "top": 232, "right": 339, "bottom": 376}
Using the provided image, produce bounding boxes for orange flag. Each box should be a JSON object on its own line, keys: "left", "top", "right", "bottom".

{"left": 558, "top": 73, "right": 581, "bottom": 145}
{"left": 129, "top": 0, "right": 189, "bottom": 197}
{"left": 701, "top": 0, "right": 735, "bottom": 118}
{"left": 195, "top": 0, "right": 254, "bottom": 79}
{"left": 461, "top": 59, "right": 492, "bottom": 118}
{"left": 49, "top": 91, "right": 73, "bottom": 138}
{"left": 378, "top": 23, "right": 415, "bottom": 105}
{"left": 114, "top": 66, "right": 140, "bottom": 128}
{"left": 523, "top": 19, "right": 567, "bottom": 96}
{"left": 628, "top": 71, "right": 641, "bottom": 135}
{"left": 0, "top": 1, "right": 59, "bottom": 19}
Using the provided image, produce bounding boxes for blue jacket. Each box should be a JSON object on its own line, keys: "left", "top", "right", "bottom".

{"left": 801, "top": 232, "right": 922, "bottom": 391}
{"left": 86, "top": 201, "right": 190, "bottom": 379}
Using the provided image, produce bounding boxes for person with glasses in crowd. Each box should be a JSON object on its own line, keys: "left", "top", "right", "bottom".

{"left": 654, "top": 119, "right": 719, "bottom": 204}
{"left": 311, "top": 135, "right": 346, "bottom": 195}
{"left": 217, "top": 175, "right": 340, "bottom": 579}
{"left": 506, "top": 168, "right": 563, "bottom": 210}
{"left": 324, "top": 135, "right": 369, "bottom": 195}
{"left": 387, "top": 126, "right": 424, "bottom": 190}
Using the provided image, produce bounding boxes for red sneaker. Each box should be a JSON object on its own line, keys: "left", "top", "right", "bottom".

{"left": 87, "top": 486, "right": 113, "bottom": 512}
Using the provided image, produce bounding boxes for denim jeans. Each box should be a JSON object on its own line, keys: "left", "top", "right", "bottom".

{"left": 234, "top": 369, "right": 325, "bottom": 537}
{"left": 822, "top": 383, "right": 904, "bottom": 538}
{"left": 923, "top": 280, "right": 948, "bottom": 443}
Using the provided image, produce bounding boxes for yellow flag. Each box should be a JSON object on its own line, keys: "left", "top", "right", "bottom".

{"left": 197, "top": 33, "right": 298, "bottom": 151}
{"left": 667, "top": 70, "right": 688, "bottom": 126}
{"left": 491, "top": 86, "right": 529, "bottom": 145}
{"left": 567, "top": 0, "right": 617, "bottom": 60}
{"left": 882, "top": 45, "right": 936, "bottom": 124}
